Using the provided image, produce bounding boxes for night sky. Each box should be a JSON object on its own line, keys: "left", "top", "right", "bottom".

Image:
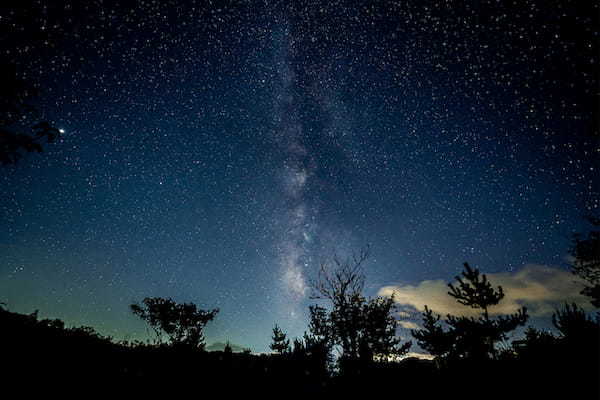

{"left": 1, "top": 1, "right": 598, "bottom": 353}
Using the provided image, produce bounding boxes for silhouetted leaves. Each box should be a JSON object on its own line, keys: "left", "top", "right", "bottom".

{"left": 309, "top": 248, "right": 411, "bottom": 373}
{"left": 0, "top": 62, "right": 60, "bottom": 165}
{"left": 448, "top": 262, "right": 504, "bottom": 319}
{"left": 414, "top": 262, "right": 528, "bottom": 361}
{"left": 552, "top": 302, "right": 599, "bottom": 341}
{"left": 569, "top": 216, "right": 600, "bottom": 307}
{"left": 412, "top": 305, "right": 454, "bottom": 359}
{"left": 130, "top": 297, "right": 218, "bottom": 349}
{"left": 270, "top": 324, "right": 290, "bottom": 354}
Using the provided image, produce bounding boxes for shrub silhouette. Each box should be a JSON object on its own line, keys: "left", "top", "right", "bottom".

{"left": 552, "top": 302, "right": 599, "bottom": 344}
{"left": 569, "top": 216, "right": 600, "bottom": 307}
{"left": 130, "top": 297, "right": 218, "bottom": 349}
{"left": 511, "top": 305, "right": 600, "bottom": 399}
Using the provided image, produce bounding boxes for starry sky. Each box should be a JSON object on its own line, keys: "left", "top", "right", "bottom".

{"left": 1, "top": 1, "right": 598, "bottom": 352}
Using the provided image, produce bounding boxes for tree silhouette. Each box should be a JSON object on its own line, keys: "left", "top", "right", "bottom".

{"left": 413, "top": 262, "right": 528, "bottom": 361}
{"left": 552, "top": 302, "right": 599, "bottom": 342}
{"left": 130, "top": 297, "right": 218, "bottom": 349}
{"left": 270, "top": 324, "right": 290, "bottom": 354}
{"left": 284, "top": 329, "right": 333, "bottom": 381}
{"left": 310, "top": 248, "right": 411, "bottom": 372}
{"left": 223, "top": 341, "right": 233, "bottom": 354}
{"left": 512, "top": 326, "right": 558, "bottom": 360}
{"left": 448, "top": 263, "right": 503, "bottom": 321}
{"left": 569, "top": 216, "right": 600, "bottom": 307}
{"left": 549, "top": 303, "right": 599, "bottom": 396}
{"left": 411, "top": 306, "right": 454, "bottom": 360}
{"left": 0, "top": 62, "right": 60, "bottom": 165}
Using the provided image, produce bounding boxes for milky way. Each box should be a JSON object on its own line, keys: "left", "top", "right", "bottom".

{"left": 271, "top": 25, "right": 313, "bottom": 305}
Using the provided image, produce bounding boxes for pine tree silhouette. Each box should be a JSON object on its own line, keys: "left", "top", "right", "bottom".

{"left": 413, "top": 262, "right": 528, "bottom": 361}
{"left": 270, "top": 324, "right": 290, "bottom": 354}
{"left": 569, "top": 216, "right": 600, "bottom": 307}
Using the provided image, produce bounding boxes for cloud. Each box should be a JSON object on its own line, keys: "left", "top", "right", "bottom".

{"left": 376, "top": 351, "right": 435, "bottom": 362}
{"left": 403, "top": 352, "right": 435, "bottom": 361}
{"left": 379, "top": 264, "right": 590, "bottom": 317}
{"left": 398, "top": 320, "right": 420, "bottom": 330}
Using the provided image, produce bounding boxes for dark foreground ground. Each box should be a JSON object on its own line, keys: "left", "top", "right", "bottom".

{"left": 2, "top": 307, "right": 598, "bottom": 399}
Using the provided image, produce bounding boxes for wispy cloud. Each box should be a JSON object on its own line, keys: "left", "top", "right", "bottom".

{"left": 398, "top": 320, "right": 420, "bottom": 330}
{"left": 379, "top": 264, "right": 590, "bottom": 317}
{"left": 403, "top": 352, "right": 435, "bottom": 360}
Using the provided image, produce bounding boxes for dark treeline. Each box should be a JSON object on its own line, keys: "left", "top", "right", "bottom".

{"left": 2, "top": 221, "right": 599, "bottom": 397}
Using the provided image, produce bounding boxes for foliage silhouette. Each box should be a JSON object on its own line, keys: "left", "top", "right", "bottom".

{"left": 0, "top": 62, "right": 60, "bottom": 165}
{"left": 410, "top": 305, "right": 454, "bottom": 360}
{"left": 552, "top": 302, "right": 599, "bottom": 342}
{"left": 284, "top": 331, "right": 333, "bottom": 381}
{"left": 413, "top": 262, "right": 528, "bottom": 361}
{"left": 511, "top": 326, "right": 558, "bottom": 363}
{"left": 3, "top": 285, "right": 597, "bottom": 398}
{"left": 448, "top": 262, "right": 503, "bottom": 320}
{"left": 3, "top": 261, "right": 596, "bottom": 398}
{"left": 309, "top": 247, "right": 411, "bottom": 374}
{"left": 130, "top": 297, "right": 218, "bottom": 349}
{"left": 569, "top": 216, "right": 600, "bottom": 307}
{"left": 511, "top": 305, "right": 600, "bottom": 399}
{"left": 270, "top": 324, "right": 290, "bottom": 354}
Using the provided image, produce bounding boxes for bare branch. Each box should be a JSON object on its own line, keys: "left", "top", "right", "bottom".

{"left": 309, "top": 246, "right": 370, "bottom": 302}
